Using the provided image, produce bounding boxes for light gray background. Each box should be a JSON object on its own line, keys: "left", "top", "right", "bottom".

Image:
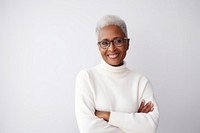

{"left": 1, "top": 0, "right": 200, "bottom": 133}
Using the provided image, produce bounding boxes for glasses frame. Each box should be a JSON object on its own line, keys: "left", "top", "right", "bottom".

{"left": 97, "top": 37, "right": 129, "bottom": 49}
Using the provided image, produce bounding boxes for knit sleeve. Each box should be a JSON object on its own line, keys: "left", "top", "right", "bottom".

{"left": 108, "top": 79, "right": 159, "bottom": 133}
{"left": 75, "top": 70, "right": 124, "bottom": 133}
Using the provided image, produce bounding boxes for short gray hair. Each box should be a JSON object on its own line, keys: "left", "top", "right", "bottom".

{"left": 96, "top": 15, "right": 128, "bottom": 37}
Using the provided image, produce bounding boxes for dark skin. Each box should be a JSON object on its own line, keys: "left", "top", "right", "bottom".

{"left": 96, "top": 25, "right": 154, "bottom": 122}
{"left": 95, "top": 100, "right": 154, "bottom": 122}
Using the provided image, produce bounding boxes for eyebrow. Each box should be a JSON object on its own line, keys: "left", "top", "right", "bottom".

{"left": 100, "top": 36, "right": 125, "bottom": 41}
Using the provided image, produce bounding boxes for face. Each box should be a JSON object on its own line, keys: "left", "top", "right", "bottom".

{"left": 98, "top": 25, "right": 129, "bottom": 66}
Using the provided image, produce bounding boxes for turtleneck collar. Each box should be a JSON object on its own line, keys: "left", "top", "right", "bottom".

{"left": 96, "top": 59, "right": 129, "bottom": 77}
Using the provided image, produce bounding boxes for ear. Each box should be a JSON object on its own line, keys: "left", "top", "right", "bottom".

{"left": 126, "top": 39, "right": 130, "bottom": 50}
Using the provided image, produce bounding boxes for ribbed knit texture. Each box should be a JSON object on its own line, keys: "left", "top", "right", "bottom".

{"left": 75, "top": 60, "right": 159, "bottom": 133}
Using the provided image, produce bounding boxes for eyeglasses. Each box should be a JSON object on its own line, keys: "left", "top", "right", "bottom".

{"left": 97, "top": 37, "right": 129, "bottom": 49}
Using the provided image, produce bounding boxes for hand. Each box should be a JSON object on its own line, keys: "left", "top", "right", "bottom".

{"left": 138, "top": 100, "right": 154, "bottom": 113}
{"left": 95, "top": 110, "right": 110, "bottom": 122}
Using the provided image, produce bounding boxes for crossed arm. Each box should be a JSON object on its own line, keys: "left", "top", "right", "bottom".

{"left": 76, "top": 71, "right": 159, "bottom": 133}
{"left": 95, "top": 100, "right": 154, "bottom": 122}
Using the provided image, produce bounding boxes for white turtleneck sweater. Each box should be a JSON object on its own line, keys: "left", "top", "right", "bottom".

{"left": 75, "top": 61, "right": 159, "bottom": 133}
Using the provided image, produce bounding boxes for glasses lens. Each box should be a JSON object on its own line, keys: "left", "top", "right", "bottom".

{"left": 100, "top": 40, "right": 110, "bottom": 48}
{"left": 113, "top": 38, "right": 124, "bottom": 46}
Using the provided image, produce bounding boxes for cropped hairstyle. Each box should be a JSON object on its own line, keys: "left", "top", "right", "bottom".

{"left": 96, "top": 15, "right": 128, "bottom": 37}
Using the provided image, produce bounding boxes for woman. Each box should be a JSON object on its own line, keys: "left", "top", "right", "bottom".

{"left": 75, "top": 15, "right": 159, "bottom": 133}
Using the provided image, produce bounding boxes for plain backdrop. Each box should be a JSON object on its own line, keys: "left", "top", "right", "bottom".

{"left": 0, "top": 0, "right": 200, "bottom": 133}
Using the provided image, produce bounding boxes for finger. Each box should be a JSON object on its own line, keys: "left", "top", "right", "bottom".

{"left": 141, "top": 101, "right": 152, "bottom": 113}
{"left": 147, "top": 104, "right": 154, "bottom": 113}
{"left": 140, "top": 101, "right": 149, "bottom": 112}
{"left": 140, "top": 100, "right": 145, "bottom": 109}
{"left": 139, "top": 100, "right": 150, "bottom": 113}
{"left": 143, "top": 102, "right": 154, "bottom": 113}
{"left": 138, "top": 100, "right": 144, "bottom": 112}
{"left": 150, "top": 107, "right": 154, "bottom": 112}
{"left": 138, "top": 100, "right": 145, "bottom": 112}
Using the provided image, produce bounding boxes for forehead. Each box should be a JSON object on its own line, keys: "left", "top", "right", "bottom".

{"left": 98, "top": 25, "right": 125, "bottom": 41}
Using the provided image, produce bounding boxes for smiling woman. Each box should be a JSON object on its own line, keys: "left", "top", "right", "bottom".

{"left": 97, "top": 25, "right": 129, "bottom": 66}
{"left": 75, "top": 15, "right": 159, "bottom": 133}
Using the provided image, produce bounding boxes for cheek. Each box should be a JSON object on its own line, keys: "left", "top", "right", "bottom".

{"left": 98, "top": 48, "right": 106, "bottom": 56}
{"left": 120, "top": 48, "right": 128, "bottom": 55}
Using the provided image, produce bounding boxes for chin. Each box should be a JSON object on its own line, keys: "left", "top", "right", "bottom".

{"left": 103, "top": 56, "right": 123, "bottom": 66}
{"left": 107, "top": 61, "right": 123, "bottom": 67}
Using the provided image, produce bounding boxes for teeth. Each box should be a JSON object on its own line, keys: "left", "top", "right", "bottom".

{"left": 108, "top": 54, "right": 119, "bottom": 59}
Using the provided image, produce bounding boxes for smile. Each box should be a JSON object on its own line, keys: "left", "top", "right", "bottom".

{"left": 107, "top": 53, "right": 119, "bottom": 59}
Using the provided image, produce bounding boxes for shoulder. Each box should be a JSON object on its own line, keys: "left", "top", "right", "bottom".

{"left": 76, "top": 66, "right": 98, "bottom": 79}
{"left": 127, "top": 69, "right": 154, "bottom": 96}
{"left": 128, "top": 68, "right": 149, "bottom": 81}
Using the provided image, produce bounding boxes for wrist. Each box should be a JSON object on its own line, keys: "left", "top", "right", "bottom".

{"left": 105, "top": 112, "right": 110, "bottom": 122}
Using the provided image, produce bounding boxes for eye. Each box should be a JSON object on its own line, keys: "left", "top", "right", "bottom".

{"left": 113, "top": 38, "right": 123, "bottom": 44}
{"left": 101, "top": 40, "right": 110, "bottom": 47}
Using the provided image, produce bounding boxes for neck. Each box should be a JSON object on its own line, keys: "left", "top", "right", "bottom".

{"left": 98, "top": 59, "right": 128, "bottom": 77}
{"left": 109, "top": 62, "right": 124, "bottom": 67}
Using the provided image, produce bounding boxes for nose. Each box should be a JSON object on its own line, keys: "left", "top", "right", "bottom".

{"left": 108, "top": 43, "right": 116, "bottom": 51}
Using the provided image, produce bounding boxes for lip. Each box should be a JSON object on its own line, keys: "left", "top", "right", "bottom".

{"left": 107, "top": 53, "right": 119, "bottom": 59}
